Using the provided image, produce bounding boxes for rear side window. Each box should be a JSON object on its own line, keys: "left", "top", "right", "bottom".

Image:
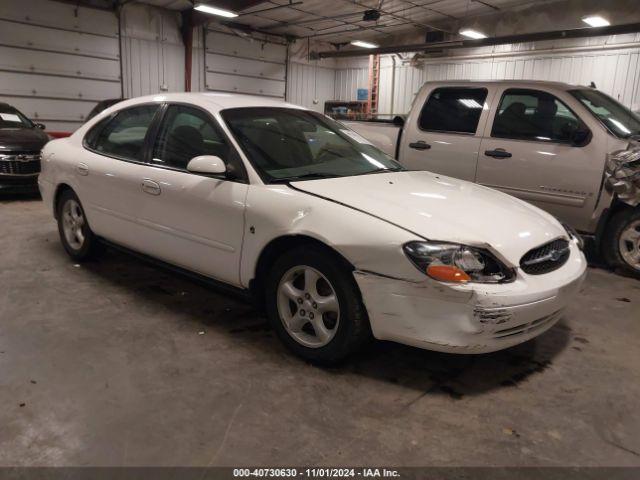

{"left": 492, "top": 89, "right": 581, "bottom": 142}
{"left": 91, "top": 105, "right": 158, "bottom": 161}
{"left": 418, "top": 87, "right": 488, "bottom": 134}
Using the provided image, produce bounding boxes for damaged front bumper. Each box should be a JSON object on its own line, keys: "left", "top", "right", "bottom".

{"left": 353, "top": 242, "right": 587, "bottom": 354}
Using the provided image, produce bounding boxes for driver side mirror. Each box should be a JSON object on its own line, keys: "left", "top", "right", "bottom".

{"left": 186, "top": 155, "right": 227, "bottom": 175}
{"left": 34, "top": 123, "right": 46, "bottom": 130}
{"left": 571, "top": 128, "right": 591, "bottom": 147}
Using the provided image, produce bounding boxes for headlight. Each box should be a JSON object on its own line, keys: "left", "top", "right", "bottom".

{"left": 562, "top": 222, "right": 584, "bottom": 250}
{"left": 403, "top": 241, "right": 515, "bottom": 283}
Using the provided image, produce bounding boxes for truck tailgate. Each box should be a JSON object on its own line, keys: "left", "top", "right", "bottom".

{"left": 341, "top": 120, "right": 401, "bottom": 157}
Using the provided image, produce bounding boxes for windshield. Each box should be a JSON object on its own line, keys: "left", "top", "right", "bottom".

{"left": 0, "top": 107, "right": 33, "bottom": 129}
{"left": 569, "top": 89, "right": 640, "bottom": 138}
{"left": 221, "top": 107, "right": 403, "bottom": 182}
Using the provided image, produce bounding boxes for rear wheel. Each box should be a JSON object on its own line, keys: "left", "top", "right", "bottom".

{"left": 265, "top": 245, "right": 371, "bottom": 365}
{"left": 56, "top": 189, "right": 102, "bottom": 262}
{"left": 602, "top": 208, "right": 640, "bottom": 276}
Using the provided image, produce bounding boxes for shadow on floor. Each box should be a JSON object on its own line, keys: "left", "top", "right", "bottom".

{"left": 45, "top": 240, "right": 572, "bottom": 399}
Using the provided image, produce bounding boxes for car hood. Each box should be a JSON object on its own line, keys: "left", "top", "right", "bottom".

{"left": 0, "top": 128, "right": 49, "bottom": 152}
{"left": 291, "top": 171, "right": 566, "bottom": 265}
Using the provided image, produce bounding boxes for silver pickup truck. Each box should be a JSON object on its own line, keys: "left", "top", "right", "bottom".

{"left": 345, "top": 80, "right": 640, "bottom": 276}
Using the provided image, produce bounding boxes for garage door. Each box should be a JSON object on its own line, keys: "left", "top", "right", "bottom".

{"left": 205, "top": 27, "right": 287, "bottom": 98}
{"left": 0, "top": 0, "right": 121, "bottom": 133}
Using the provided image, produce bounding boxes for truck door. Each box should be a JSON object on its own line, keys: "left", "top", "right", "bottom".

{"left": 476, "top": 88, "right": 605, "bottom": 232}
{"left": 398, "top": 85, "right": 497, "bottom": 182}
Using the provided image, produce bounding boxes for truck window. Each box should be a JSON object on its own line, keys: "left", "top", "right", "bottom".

{"left": 418, "top": 87, "right": 488, "bottom": 134}
{"left": 492, "top": 89, "right": 581, "bottom": 143}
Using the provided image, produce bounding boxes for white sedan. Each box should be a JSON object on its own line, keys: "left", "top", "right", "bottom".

{"left": 38, "top": 93, "right": 587, "bottom": 364}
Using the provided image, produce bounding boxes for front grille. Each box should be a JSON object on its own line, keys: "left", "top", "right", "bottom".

{"left": 520, "top": 238, "right": 570, "bottom": 275}
{"left": 0, "top": 152, "right": 41, "bottom": 176}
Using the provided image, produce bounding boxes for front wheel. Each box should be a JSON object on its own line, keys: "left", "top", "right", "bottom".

{"left": 265, "top": 245, "right": 371, "bottom": 365}
{"left": 602, "top": 208, "right": 640, "bottom": 277}
{"left": 56, "top": 189, "right": 102, "bottom": 262}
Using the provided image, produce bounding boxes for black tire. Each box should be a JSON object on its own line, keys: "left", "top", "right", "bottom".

{"left": 601, "top": 208, "right": 640, "bottom": 277}
{"left": 56, "top": 189, "right": 102, "bottom": 262}
{"left": 264, "top": 245, "right": 371, "bottom": 365}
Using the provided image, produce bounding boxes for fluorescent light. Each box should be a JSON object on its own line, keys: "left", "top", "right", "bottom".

{"left": 458, "top": 99, "right": 483, "bottom": 109}
{"left": 194, "top": 3, "right": 238, "bottom": 17}
{"left": 350, "top": 40, "right": 378, "bottom": 49}
{"left": 459, "top": 29, "right": 487, "bottom": 39}
{"left": 582, "top": 15, "right": 610, "bottom": 27}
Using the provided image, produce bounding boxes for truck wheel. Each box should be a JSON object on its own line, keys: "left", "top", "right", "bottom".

{"left": 264, "top": 245, "right": 371, "bottom": 365}
{"left": 602, "top": 208, "right": 640, "bottom": 277}
{"left": 56, "top": 189, "right": 102, "bottom": 262}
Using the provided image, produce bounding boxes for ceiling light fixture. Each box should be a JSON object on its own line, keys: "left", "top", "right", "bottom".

{"left": 194, "top": 3, "right": 238, "bottom": 18}
{"left": 350, "top": 40, "right": 379, "bottom": 49}
{"left": 459, "top": 29, "right": 487, "bottom": 39}
{"left": 582, "top": 15, "right": 610, "bottom": 27}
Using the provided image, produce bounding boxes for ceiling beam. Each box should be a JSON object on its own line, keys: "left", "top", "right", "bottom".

{"left": 313, "top": 22, "right": 640, "bottom": 58}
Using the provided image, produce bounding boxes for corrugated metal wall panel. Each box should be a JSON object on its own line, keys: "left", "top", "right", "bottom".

{"left": 286, "top": 62, "right": 336, "bottom": 111}
{"left": 334, "top": 67, "right": 368, "bottom": 101}
{"left": 0, "top": 0, "right": 120, "bottom": 132}
{"left": 120, "top": 3, "right": 184, "bottom": 98}
{"left": 205, "top": 27, "right": 286, "bottom": 98}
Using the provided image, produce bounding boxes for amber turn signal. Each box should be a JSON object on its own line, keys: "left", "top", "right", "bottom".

{"left": 426, "top": 265, "right": 471, "bottom": 283}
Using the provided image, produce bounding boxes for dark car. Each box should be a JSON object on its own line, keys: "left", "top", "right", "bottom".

{"left": 86, "top": 98, "right": 125, "bottom": 121}
{"left": 0, "top": 103, "right": 50, "bottom": 194}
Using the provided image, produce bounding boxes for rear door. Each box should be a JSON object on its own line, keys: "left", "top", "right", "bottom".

{"left": 476, "top": 88, "right": 605, "bottom": 231}
{"left": 134, "top": 104, "right": 249, "bottom": 286}
{"left": 398, "top": 85, "right": 497, "bottom": 181}
{"left": 79, "top": 104, "right": 159, "bottom": 250}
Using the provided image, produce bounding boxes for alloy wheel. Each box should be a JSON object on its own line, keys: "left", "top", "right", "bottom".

{"left": 276, "top": 265, "right": 340, "bottom": 348}
{"left": 619, "top": 219, "right": 640, "bottom": 271}
{"left": 61, "top": 199, "right": 85, "bottom": 251}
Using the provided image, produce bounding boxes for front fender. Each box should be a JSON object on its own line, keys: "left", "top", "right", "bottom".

{"left": 239, "top": 184, "right": 426, "bottom": 288}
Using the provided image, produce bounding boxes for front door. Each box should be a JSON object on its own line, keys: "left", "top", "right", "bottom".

{"left": 135, "top": 104, "right": 249, "bottom": 286}
{"left": 398, "top": 85, "right": 497, "bottom": 181}
{"left": 476, "top": 88, "right": 605, "bottom": 231}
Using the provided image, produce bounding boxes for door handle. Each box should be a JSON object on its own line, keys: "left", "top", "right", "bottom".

{"left": 484, "top": 149, "right": 512, "bottom": 158}
{"left": 141, "top": 179, "right": 161, "bottom": 195}
{"left": 409, "top": 141, "right": 431, "bottom": 150}
{"left": 76, "top": 163, "right": 89, "bottom": 176}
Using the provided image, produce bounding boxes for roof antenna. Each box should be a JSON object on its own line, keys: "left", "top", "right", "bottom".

{"left": 590, "top": 81, "right": 597, "bottom": 88}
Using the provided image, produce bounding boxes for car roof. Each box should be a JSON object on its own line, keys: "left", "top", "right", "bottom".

{"left": 114, "top": 92, "right": 305, "bottom": 113}
{"left": 421, "top": 79, "right": 590, "bottom": 91}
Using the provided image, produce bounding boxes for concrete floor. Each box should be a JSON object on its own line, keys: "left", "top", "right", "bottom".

{"left": 1, "top": 195, "right": 639, "bottom": 467}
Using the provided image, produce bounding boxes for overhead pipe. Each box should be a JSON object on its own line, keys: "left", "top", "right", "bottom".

{"left": 312, "top": 22, "right": 640, "bottom": 59}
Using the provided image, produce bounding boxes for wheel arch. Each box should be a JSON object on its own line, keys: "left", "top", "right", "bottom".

{"left": 249, "top": 234, "right": 355, "bottom": 308}
{"left": 52, "top": 183, "right": 75, "bottom": 219}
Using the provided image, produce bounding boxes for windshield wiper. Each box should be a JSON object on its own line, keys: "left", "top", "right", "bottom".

{"left": 356, "top": 167, "right": 404, "bottom": 176}
{"left": 269, "top": 173, "right": 339, "bottom": 184}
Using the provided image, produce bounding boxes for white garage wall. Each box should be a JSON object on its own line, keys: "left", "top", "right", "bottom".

{"left": 369, "top": 33, "right": 640, "bottom": 115}
{"left": 190, "top": 26, "right": 206, "bottom": 92}
{"left": 120, "top": 3, "right": 185, "bottom": 98}
{"left": 204, "top": 26, "right": 287, "bottom": 98}
{"left": 0, "top": 0, "right": 121, "bottom": 132}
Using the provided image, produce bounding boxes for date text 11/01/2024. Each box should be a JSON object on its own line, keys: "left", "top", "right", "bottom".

{"left": 232, "top": 468, "right": 401, "bottom": 478}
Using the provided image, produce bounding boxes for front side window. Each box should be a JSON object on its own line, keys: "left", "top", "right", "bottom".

{"left": 221, "top": 107, "right": 402, "bottom": 182}
{"left": 569, "top": 89, "right": 640, "bottom": 139}
{"left": 0, "top": 106, "right": 33, "bottom": 129}
{"left": 92, "top": 105, "right": 158, "bottom": 161}
{"left": 492, "top": 89, "right": 582, "bottom": 142}
{"left": 418, "top": 87, "right": 488, "bottom": 134}
{"left": 152, "top": 105, "right": 232, "bottom": 171}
